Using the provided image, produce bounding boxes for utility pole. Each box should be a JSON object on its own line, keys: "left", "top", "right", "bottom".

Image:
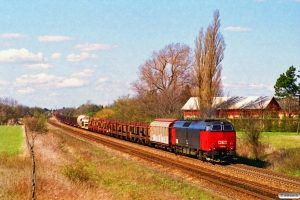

{"left": 296, "top": 94, "right": 300, "bottom": 134}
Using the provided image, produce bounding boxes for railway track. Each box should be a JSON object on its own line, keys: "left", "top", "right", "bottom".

{"left": 49, "top": 118, "right": 292, "bottom": 200}
{"left": 227, "top": 164, "right": 300, "bottom": 191}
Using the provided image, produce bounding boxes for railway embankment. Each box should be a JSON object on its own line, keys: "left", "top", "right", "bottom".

{"left": 50, "top": 117, "right": 300, "bottom": 200}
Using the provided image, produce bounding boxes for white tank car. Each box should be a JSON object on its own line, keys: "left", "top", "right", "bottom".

{"left": 77, "top": 115, "right": 89, "bottom": 129}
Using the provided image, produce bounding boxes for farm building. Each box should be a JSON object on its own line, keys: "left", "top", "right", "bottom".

{"left": 182, "top": 96, "right": 282, "bottom": 119}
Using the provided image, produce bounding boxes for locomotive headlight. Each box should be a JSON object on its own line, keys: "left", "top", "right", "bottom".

{"left": 230, "top": 147, "right": 235, "bottom": 150}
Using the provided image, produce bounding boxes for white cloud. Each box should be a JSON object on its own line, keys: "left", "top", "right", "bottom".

{"left": 15, "top": 73, "right": 87, "bottom": 89}
{"left": 15, "top": 73, "right": 60, "bottom": 85}
{"left": 38, "top": 35, "right": 73, "bottom": 42}
{"left": 0, "top": 33, "right": 28, "bottom": 39}
{"left": 50, "top": 93, "right": 59, "bottom": 96}
{"left": 249, "top": 83, "right": 274, "bottom": 91}
{"left": 223, "top": 82, "right": 274, "bottom": 96}
{"left": 24, "top": 63, "right": 53, "bottom": 69}
{"left": 51, "top": 53, "right": 62, "bottom": 59}
{"left": 17, "top": 87, "right": 35, "bottom": 95}
{"left": 95, "top": 80, "right": 128, "bottom": 93}
{"left": 71, "top": 69, "right": 94, "bottom": 77}
{"left": 57, "top": 78, "right": 86, "bottom": 88}
{"left": 0, "top": 80, "right": 10, "bottom": 85}
{"left": 75, "top": 43, "right": 118, "bottom": 51}
{"left": 98, "top": 78, "right": 109, "bottom": 83}
{"left": 66, "top": 52, "right": 98, "bottom": 62}
{"left": 0, "top": 48, "right": 45, "bottom": 63}
{"left": 224, "top": 26, "right": 252, "bottom": 32}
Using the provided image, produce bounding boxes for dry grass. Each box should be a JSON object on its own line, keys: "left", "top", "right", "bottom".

{"left": 32, "top": 129, "right": 114, "bottom": 200}
{"left": 0, "top": 125, "right": 219, "bottom": 200}
{"left": 267, "top": 148, "right": 300, "bottom": 176}
{"left": 0, "top": 154, "right": 32, "bottom": 199}
{"left": 236, "top": 139, "right": 267, "bottom": 160}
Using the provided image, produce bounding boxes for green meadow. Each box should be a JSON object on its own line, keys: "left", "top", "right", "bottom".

{"left": 236, "top": 131, "right": 300, "bottom": 150}
{"left": 0, "top": 126, "right": 23, "bottom": 156}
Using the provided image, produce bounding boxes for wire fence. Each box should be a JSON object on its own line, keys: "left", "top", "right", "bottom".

{"left": 24, "top": 126, "right": 36, "bottom": 200}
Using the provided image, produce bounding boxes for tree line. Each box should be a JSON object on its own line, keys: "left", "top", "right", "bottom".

{"left": 0, "top": 97, "right": 48, "bottom": 125}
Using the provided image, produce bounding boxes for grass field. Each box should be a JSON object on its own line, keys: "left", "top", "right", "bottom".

{"left": 236, "top": 131, "right": 300, "bottom": 149}
{"left": 0, "top": 126, "right": 23, "bottom": 156}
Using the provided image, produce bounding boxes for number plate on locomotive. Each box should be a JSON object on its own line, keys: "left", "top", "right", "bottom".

{"left": 218, "top": 140, "right": 227, "bottom": 144}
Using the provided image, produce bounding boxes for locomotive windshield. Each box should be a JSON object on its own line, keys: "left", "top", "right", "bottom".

{"left": 223, "top": 124, "right": 234, "bottom": 131}
{"left": 183, "top": 122, "right": 192, "bottom": 127}
{"left": 211, "top": 125, "right": 221, "bottom": 131}
{"left": 208, "top": 124, "right": 234, "bottom": 131}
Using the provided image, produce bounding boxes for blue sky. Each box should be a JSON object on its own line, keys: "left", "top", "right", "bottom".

{"left": 0, "top": 0, "right": 299, "bottom": 109}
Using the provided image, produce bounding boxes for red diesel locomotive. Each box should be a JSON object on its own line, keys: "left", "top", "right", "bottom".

{"left": 173, "top": 119, "right": 236, "bottom": 161}
{"left": 56, "top": 114, "right": 236, "bottom": 162}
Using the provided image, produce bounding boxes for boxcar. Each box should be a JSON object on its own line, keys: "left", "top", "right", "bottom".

{"left": 149, "top": 118, "right": 177, "bottom": 149}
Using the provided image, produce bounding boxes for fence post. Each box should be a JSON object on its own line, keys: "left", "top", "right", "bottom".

{"left": 24, "top": 126, "right": 36, "bottom": 200}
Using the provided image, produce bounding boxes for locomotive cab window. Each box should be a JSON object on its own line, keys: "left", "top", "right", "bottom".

{"left": 183, "top": 122, "right": 192, "bottom": 127}
{"left": 211, "top": 125, "right": 222, "bottom": 131}
{"left": 223, "top": 124, "right": 234, "bottom": 131}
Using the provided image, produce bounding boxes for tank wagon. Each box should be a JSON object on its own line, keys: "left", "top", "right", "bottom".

{"left": 56, "top": 114, "right": 236, "bottom": 162}
{"left": 77, "top": 115, "right": 89, "bottom": 129}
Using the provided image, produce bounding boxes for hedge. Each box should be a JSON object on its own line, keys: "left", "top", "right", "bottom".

{"left": 229, "top": 118, "right": 300, "bottom": 132}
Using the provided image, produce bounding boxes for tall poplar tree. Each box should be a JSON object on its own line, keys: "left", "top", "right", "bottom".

{"left": 193, "top": 10, "right": 225, "bottom": 118}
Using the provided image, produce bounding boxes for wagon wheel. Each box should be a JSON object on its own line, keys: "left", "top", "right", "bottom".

{"left": 174, "top": 147, "right": 179, "bottom": 155}
{"left": 197, "top": 151, "right": 205, "bottom": 161}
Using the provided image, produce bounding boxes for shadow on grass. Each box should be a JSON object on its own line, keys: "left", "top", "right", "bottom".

{"left": 230, "top": 156, "right": 269, "bottom": 168}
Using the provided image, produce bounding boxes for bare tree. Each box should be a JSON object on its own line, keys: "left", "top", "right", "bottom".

{"left": 0, "top": 97, "right": 21, "bottom": 125}
{"left": 192, "top": 10, "right": 225, "bottom": 118}
{"left": 132, "top": 43, "right": 192, "bottom": 117}
{"left": 277, "top": 97, "right": 298, "bottom": 117}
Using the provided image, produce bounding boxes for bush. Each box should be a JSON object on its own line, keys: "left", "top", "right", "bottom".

{"left": 276, "top": 148, "right": 300, "bottom": 176}
{"left": 62, "top": 161, "right": 97, "bottom": 186}
{"left": 24, "top": 115, "right": 48, "bottom": 134}
{"left": 238, "top": 117, "right": 265, "bottom": 160}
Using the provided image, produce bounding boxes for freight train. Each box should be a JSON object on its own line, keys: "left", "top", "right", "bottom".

{"left": 55, "top": 114, "right": 236, "bottom": 162}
